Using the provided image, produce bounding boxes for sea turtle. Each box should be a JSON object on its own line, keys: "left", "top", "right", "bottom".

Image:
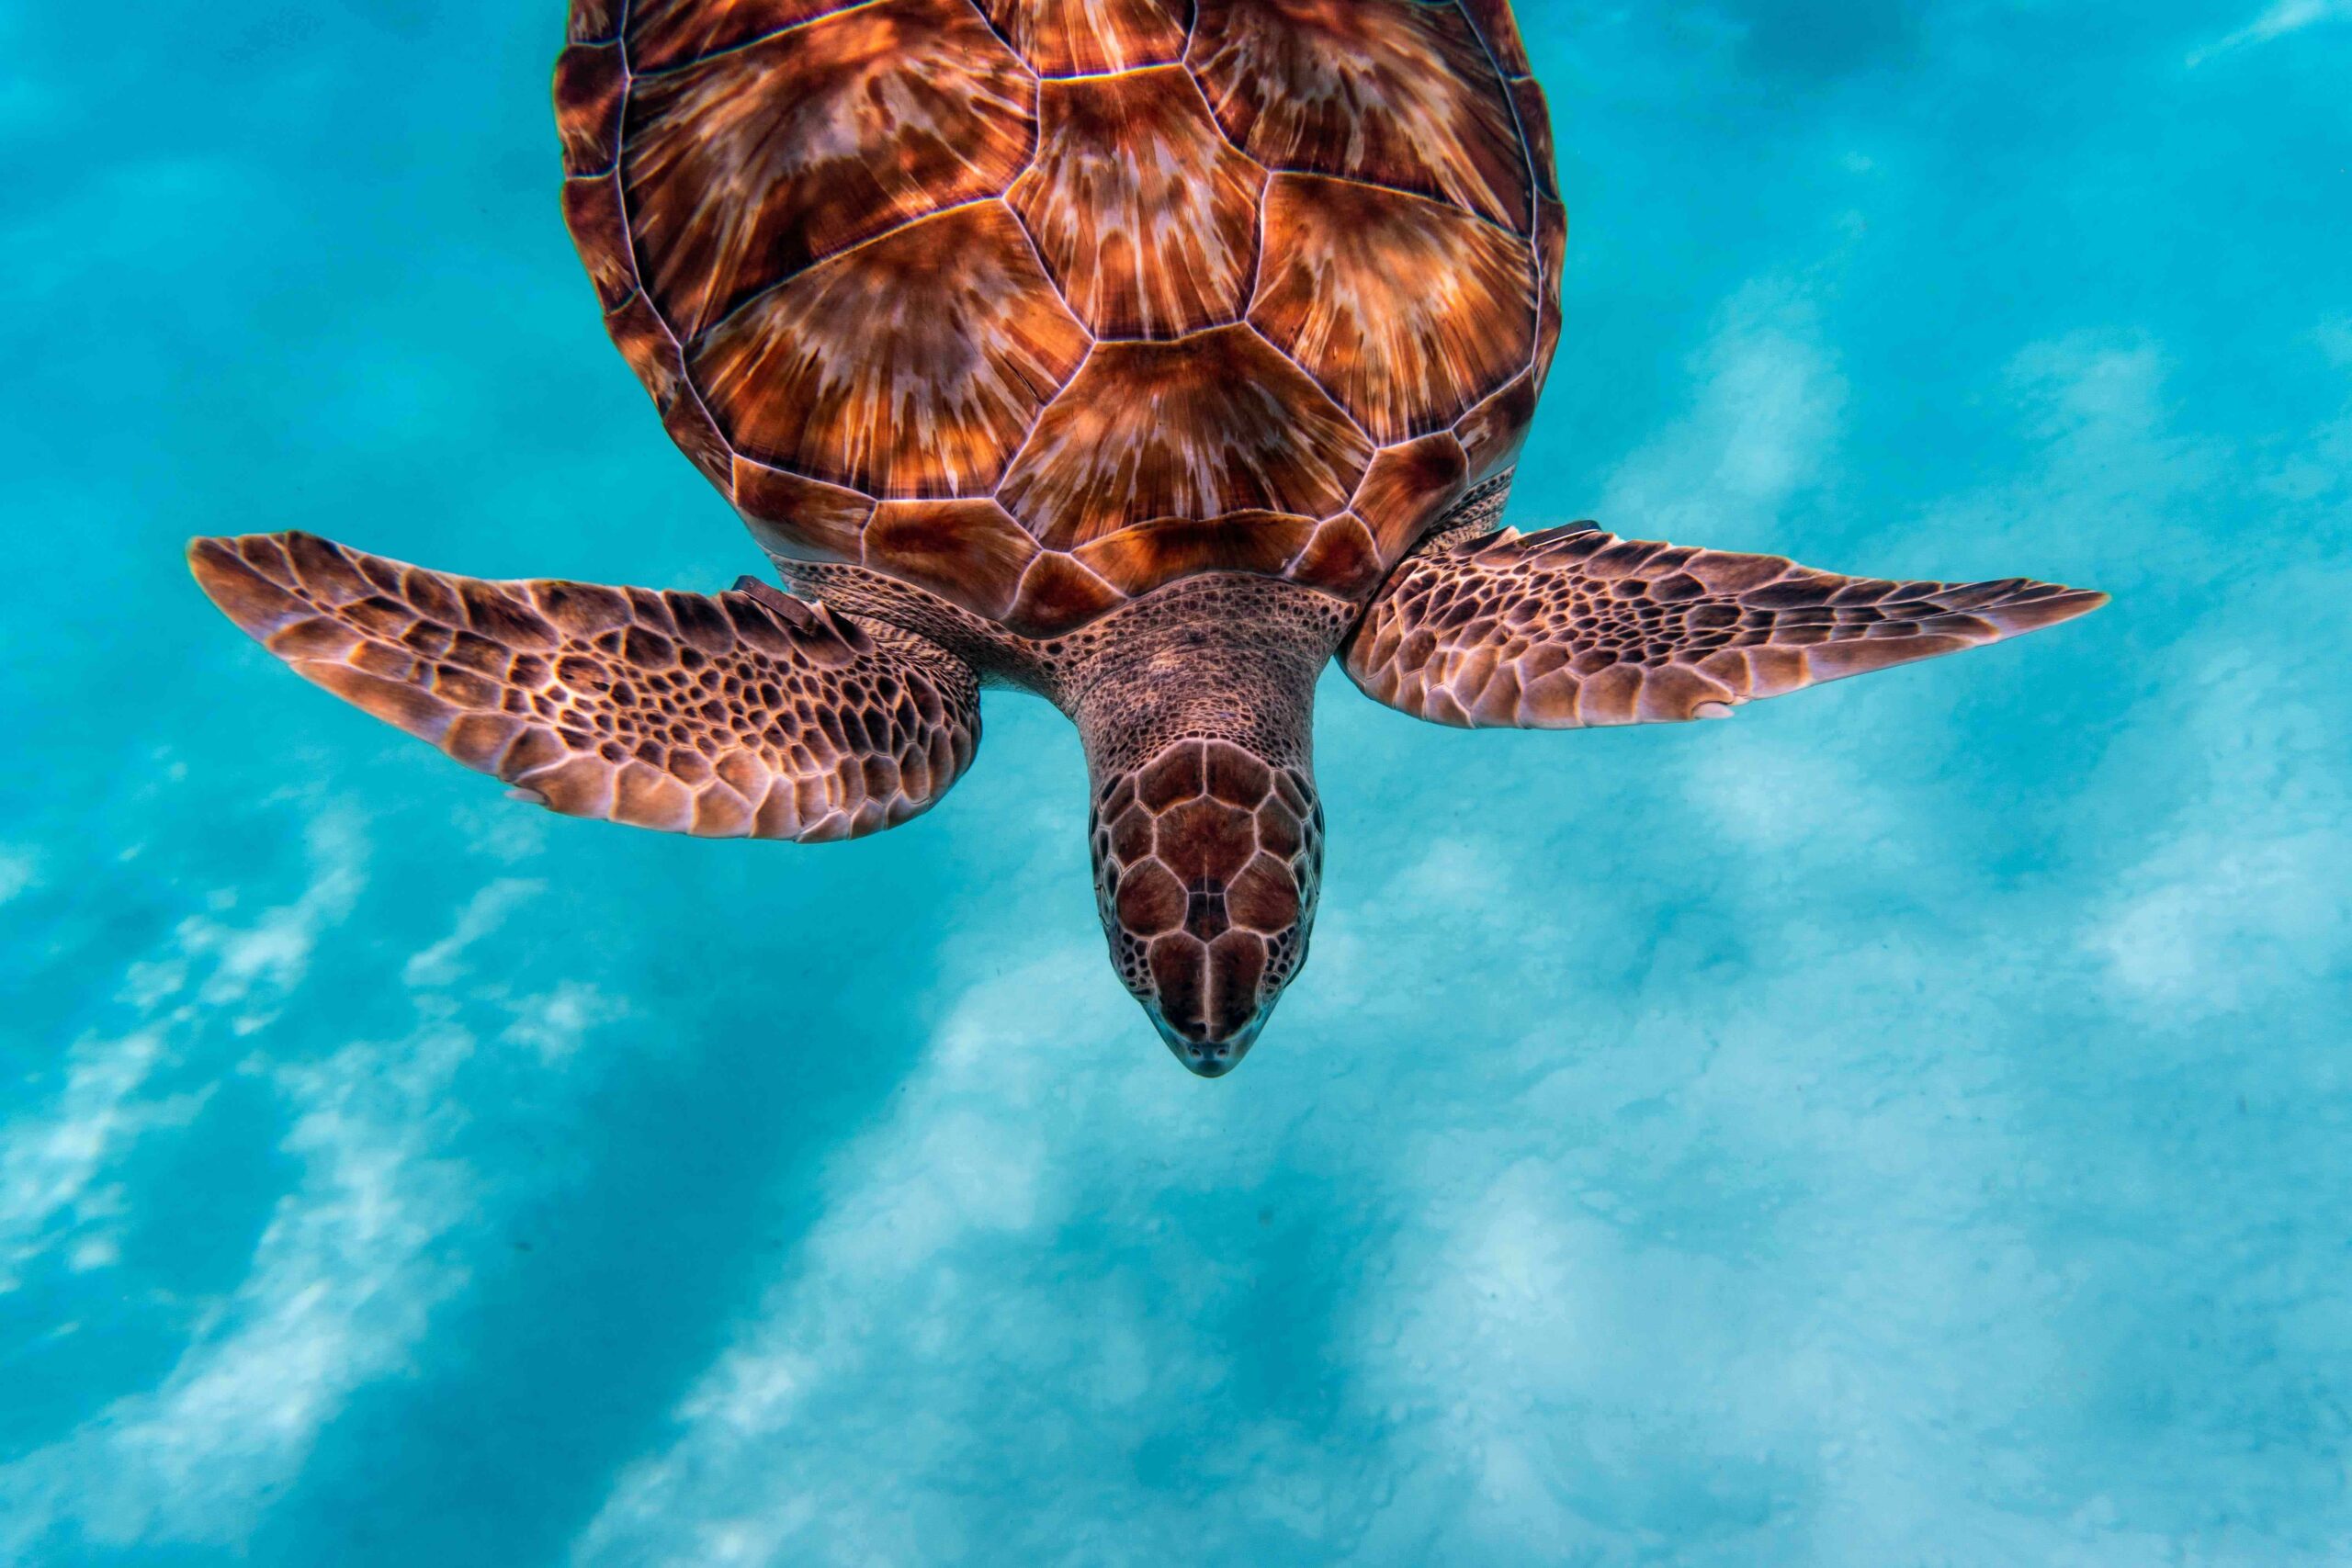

{"left": 188, "top": 0, "right": 2104, "bottom": 1076}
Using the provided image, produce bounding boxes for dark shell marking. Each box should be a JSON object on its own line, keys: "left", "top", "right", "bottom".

{"left": 557, "top": 0, "right": 1561, "bottom": 633}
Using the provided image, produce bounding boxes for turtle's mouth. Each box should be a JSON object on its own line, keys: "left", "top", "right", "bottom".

{"left": 1148, "top": 1004, "right": 1272, "bottom": 1079}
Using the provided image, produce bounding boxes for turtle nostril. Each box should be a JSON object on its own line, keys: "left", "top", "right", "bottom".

{"left": 1147, "top": 998, "right": 1268, "bottom": 1078}
{"left": 1182, "top": 1047, "right": 1238, "bottom": 1079}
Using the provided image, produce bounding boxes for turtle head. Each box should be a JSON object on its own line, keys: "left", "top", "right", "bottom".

{"left": 1067, "top": 580, "right": 1337, "bottom": 1076}
{"left": 1087, "top": 737, "right": 1323, "bottom": 1077}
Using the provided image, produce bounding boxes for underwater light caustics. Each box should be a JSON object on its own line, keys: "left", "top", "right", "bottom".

{"left": 186, "top": 0, "right": 2109, "bottom": 1074}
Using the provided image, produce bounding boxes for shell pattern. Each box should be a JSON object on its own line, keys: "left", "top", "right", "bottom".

{"left": 555, "top": 0, "right": 1564, "bottom": 637}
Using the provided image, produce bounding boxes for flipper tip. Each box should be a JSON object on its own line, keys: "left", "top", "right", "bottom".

{"left": 187, "top": 535, "right": 304, "bottom": 639}
{"left": 1985, "top": 584, "right": 2110, "bottom": 636}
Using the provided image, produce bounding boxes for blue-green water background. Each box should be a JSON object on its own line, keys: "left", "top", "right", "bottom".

{"left": 5, "top": 2, "right": 2348, "bottom": 1562}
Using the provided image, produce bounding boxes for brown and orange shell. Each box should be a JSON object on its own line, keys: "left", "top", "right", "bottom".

{"left": 556, "top": 0, "right": 1563, "bottom": 637}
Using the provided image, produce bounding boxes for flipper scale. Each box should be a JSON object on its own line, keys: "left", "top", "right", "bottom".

{"left": 189, "top": 533, "right": 980, "bottom": 840}
{"left": 1344, "top": 525, "right": 2107, "bottom": 728}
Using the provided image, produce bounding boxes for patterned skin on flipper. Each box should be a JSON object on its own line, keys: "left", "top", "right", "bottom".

{"left": 188, "top": 533, "right": 981, "bottom": 841}
{"left": 1344, "top": 514, "right": 2110, "bottom": 728}
{"left": 555, "top": 0, "right": 1564, "bottom": 631}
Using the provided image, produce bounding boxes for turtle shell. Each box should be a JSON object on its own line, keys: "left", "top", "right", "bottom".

{"left": 555, "top": 0, "right": 1564, "bottom": 637}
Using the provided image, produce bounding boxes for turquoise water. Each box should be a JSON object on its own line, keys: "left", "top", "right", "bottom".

{"left": 5, "top": 2, "right": 2348, "bottom": 1562}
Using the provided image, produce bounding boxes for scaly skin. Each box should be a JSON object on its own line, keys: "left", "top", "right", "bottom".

{"left": 786, "top": 556, "right": 1352, "bottom": 1074}
{"left": 1345, "top": 520, "right": 2109, "bottom": 728}
{"left": 191, "top": 522, "right": 1357, "bottom": 1073}
{"left": 187, "top": 533, "right": 981, "bottom": 843}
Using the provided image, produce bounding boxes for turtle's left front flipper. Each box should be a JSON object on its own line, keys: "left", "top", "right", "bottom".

{"left": 189, "top": 532, "right": 979, "bottom": 840}
{"left": 1345, "top": 525, "right": 2107, "bottom": 728}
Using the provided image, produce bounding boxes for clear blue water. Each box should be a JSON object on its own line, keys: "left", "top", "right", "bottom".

{"left": 4, "top": 2, "right": 2347, "bottom": 1562}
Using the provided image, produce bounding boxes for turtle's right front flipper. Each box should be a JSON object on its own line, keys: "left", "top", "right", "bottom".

{"left": 188, "top": 532, "right": 979, "bottom": 841}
